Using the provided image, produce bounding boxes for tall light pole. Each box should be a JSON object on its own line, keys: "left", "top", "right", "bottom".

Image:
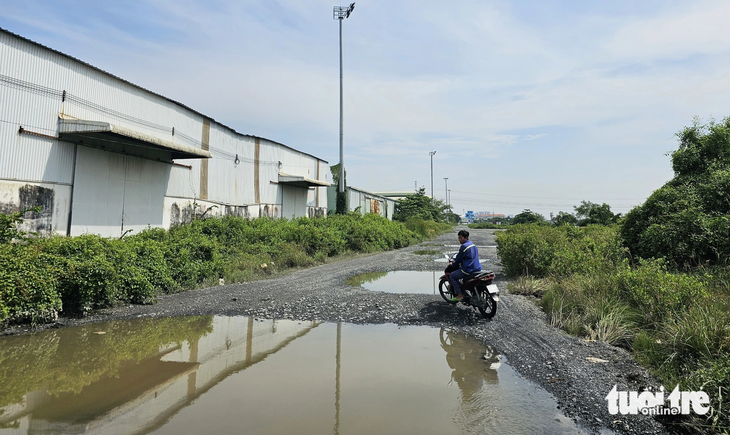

{"left": 448, "top": 189, "right": 451, "bottom": 207}
{"left": 334, "top": 2, "right": 355, "bottom": 194}
{"left": 443, "top": 177, "right": 448, "bottom": 204}
{"left": 429, "top": 150, "right": 436, "bottom": 200}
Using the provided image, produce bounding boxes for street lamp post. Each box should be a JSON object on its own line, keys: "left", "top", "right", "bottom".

{"left": 443, "top": 177, "right": 448, "bottom": 205}
{"left": 429, "top": 150, "right": 436, "bottom": 200}
{"left": 334, "top": 3, "right": 355, "bottom": 195}
{"left": 448, "top": 189, "right": 451, "bottom": 207}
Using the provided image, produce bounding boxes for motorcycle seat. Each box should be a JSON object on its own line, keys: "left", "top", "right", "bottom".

{"left": 473, "top": 270, "right": 495, "bottom": 278}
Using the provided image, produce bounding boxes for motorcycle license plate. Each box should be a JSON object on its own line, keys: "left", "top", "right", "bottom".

{"left": 487, "top": 284, "right": 499, "bottom": 294}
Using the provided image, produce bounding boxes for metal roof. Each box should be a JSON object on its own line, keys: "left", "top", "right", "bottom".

{"left": 278, "top": 173, "right": 331, "bottom": 188}
{"left": 59, "top": 118, "right": 212, "bottom": 159}
{"left": 0, "top": 26, "right": 328, "bottom": 164}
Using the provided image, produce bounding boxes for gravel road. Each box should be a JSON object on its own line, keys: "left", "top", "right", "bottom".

{"left": 3, "top": 227, "right": 672, "bottom": 435}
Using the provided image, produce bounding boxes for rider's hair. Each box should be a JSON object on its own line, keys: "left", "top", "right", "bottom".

{"left": 458, "top": 230, "right": 469, "bottom": 239}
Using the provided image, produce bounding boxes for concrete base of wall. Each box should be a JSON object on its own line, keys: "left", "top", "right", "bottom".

{"left": 0, "top": 179, "right": 72, "bottom": 236}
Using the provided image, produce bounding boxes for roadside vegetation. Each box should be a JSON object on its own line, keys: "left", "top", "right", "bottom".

{"left": 498, "top": 117, "right": 730, "bottom": 433}
{"left": 0, "top": 212, "right": 447, "bottom": 325}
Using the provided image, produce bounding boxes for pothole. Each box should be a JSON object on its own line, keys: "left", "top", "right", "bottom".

{"left": 0, "top": 316, "right": 586, "bottom": 435}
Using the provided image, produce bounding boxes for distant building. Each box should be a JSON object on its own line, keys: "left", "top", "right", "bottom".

{"left": 464, "top": 211, "right": 476, "bottom": 223}
{"left": 475, "top": 212, "right": 507, "bottom": 220}
{"left": 327, "top": 186, "right": 396, "bottom": 220}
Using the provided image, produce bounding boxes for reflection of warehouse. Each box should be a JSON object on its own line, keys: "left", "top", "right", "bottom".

{"left": 0, "top": 28, "right": 330, "bottom": 238}
{"left": 0, "top": 317, "right": 319, "bottom": 435}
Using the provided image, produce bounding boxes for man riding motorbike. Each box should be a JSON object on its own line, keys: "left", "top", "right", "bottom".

{"left": 447, "top": 230, "right": 481, "bottom": 302}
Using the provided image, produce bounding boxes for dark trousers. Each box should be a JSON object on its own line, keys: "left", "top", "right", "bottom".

{"left": 449, "top": 269, "right": 470, "bottom": 296}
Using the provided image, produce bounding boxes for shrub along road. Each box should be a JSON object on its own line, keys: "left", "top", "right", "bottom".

{"left": 3, "top": 227, "right": 668, "bottom": 435}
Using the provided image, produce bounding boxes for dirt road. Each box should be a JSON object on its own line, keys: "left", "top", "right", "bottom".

{"left": 3, "top": 227, "right": 670, "bottom": 434}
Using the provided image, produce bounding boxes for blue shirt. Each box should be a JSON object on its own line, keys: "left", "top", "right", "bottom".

{"left": 453, "top": 240, "right": 481, "bottom": 274}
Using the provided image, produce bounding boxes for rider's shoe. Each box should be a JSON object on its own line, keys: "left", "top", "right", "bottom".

{"left": 449, "top": 296, "right": 463, "bottom": 303}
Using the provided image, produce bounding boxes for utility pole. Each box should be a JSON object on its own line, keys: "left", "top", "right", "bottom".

{"left": 443, "top": 177, "right": 448, "bottom": 204}
{"left": 333, "top": 2, "right": 355, "bottom": 195}
{"left": 429, "top": 150, "right": 436, "bottom": 200}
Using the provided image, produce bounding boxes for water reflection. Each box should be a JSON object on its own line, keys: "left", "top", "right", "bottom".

{"left": 347, "top": 271, "right": 440, "bottom": 294}
{"left": 0, "top": 318, "right": 586, "bottom": 435}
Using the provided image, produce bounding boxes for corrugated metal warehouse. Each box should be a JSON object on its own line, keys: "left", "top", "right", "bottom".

{"left": 0, "top": 28, "right": 330, "bottom": 238}
{"left": 327, "top": 185, "right": 395, "bottom": 220}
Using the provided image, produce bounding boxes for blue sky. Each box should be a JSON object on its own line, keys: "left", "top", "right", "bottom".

{"left": 3, "top": 0, "right": 730, "bottom": 217}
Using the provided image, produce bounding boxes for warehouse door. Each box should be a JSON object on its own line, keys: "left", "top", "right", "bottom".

{"left": 281, "top": 185, "right": 307, "bottom": 219}
{"left": 70, "top": 147, "right": 168, "bottom": 237}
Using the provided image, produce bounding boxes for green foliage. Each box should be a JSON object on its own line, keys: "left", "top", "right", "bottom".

{"left": 613, "top": 259, "right": 709, "bottom": 326}
{"left": 574, "top": 201, "right": 620, "bottom": 226}
{"left": 0, "top": 213, "right": 428, "bottom": 324}
{"left": 498, "top": 220, "right": 729, "bottom": 431}
{"left": 496, "top": 224, "right": 626, "bottom": 278}
{"left": 0, "top": 244, "right": 62, "bottom": 323}
{"left": 552, "top": 211, "right": 578, "bottom": 226}
{"left": 330, "top": 164, "right": 348, "bottom": 215}
{"left": 632, "top": 296, "right": 730, "bottom": 432}
{"left": 622, "top": 117, "right": 730, "bottom": 268}
{"left": 403, "top": 217, "right": 451, "bottom": 238}
{"left": 469, "top": 222, "right": 508, "bottom": 229}
{"left": 0, "top": 206, "right": 41, "bottom": 243}
{"left": 393, "top": 188, "right": 450, "bottom": 222}
{"left": 510, "top": 209, "right": 546, "bottom": 225}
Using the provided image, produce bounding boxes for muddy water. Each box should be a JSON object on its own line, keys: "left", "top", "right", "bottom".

{"left": 0, "top": 316, "right": 586, "bottom": 435}
{"left": 346, "top": 270, "right": 442, "bottom": 294}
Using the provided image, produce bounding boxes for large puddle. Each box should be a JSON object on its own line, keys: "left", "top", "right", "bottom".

{"left": 346, "top": 271, "right": 442, "bottom": 294}
{"left": 0, "top": 316, "right": 586, "bottom": 435}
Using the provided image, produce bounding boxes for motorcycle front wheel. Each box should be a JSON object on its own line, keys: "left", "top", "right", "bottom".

{"left": 476, "top": 288, "right": 498, "bottom": 319}
{"left": 439, "top": 278, "right": 457, "bottom": 303}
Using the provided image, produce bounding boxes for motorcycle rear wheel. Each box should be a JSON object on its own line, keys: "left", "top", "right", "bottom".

{"left": 476, "top": 289, "right": 498, "bottom": 319}
{"left": 438, "top": 278, "right": 457, "bottom": 303}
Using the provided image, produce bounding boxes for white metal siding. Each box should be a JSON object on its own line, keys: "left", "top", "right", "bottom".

{"left": 2, "top": 28, "right": 330, "bottom": 235}
{"left": 70, "top": 147, "right": 168, "bottom": 237}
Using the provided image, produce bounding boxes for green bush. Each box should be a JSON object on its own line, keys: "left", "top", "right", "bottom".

{"left": 622, "top": 117, "right": 730, "bottom": 269}
{"left": 1, "top": 213, "right": 430, "bottom": 325}
{"left": 469, "top": 222, "right": 508, "bottom": 229}
{"left": 0, "top": 244, "right": 62, "bottom": 323}
{"left": 496, "top": 224, "right": 626, "bottom": 278}
{"left": 614, "top": 259, "right": 709, "bottom": 326}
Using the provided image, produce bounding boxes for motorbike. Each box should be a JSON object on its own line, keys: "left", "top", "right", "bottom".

{"left": 439, "top": 254, "right": 499, "bottom": 319}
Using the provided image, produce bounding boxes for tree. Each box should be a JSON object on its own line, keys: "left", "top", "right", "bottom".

{"left": 393, "top": 188, "right": 445, "bottom": 222}
{"left": 621, "top": 117, "right": 730, "bottom": 268}
{"left": 511, "top": 209, "right": 545, "bottom": 225}
{"left": 573, "top": 201, "right": 620, "bottom": 226}
{"left": 553, "top": 211, "right": 578, "bottom": 226}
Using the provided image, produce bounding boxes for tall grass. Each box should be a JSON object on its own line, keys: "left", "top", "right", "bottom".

{"left": 498, "top": 223, "right": 729, "bottom": 432}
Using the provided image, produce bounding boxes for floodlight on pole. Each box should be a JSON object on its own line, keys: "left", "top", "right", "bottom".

{"left": 429, "top": 150, "right": 436, "bottom": 200}
{"left": 334, "top": 2, "right": 355, "bottom": 194}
